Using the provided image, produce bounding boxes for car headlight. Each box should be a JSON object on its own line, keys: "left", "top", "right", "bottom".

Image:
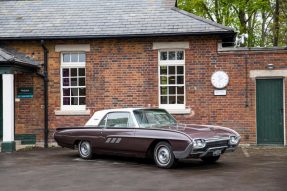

{"left": 229, "top": 136, "right": 239, "bottom": 145}
{"left": 193, "top": 139, "right": 206, "bottom": 149}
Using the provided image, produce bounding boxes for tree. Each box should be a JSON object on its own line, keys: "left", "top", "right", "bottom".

{"left": 178, "top": 0, "right": 287, "bottom": 47}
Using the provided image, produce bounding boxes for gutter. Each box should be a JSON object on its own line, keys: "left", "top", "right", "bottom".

{"left": 0, "top": 31, "right": 236, "bottom": 41}
{"left": 41, "top": 40, "right": 49, "bottom": 149}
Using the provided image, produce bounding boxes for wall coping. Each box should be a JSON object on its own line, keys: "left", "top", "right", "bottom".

{"left": 218, "top": 43, "right": 287, "bottom": 53}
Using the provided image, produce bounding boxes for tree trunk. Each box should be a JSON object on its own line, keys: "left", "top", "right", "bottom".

{"left": 260, "top": 11, "right": 267, "bottom": 47}
{"left": 273, "top": 0, "right": 280, "bottom": 46}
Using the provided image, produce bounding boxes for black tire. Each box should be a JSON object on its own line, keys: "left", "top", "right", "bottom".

{"left": 154, "top": 141, "right": 177, "bottom": 169}
{"left": 78, "top": 141, "right": 93, "bottom": 159}
{"left": 201, "top": 155, "right": 220, "bottom": 163}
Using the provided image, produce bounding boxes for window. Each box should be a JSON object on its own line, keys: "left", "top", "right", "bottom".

{"left": 159, "top": 50, "right": 185, "bottom": 110}
{"left": 133, "top": 109, "right": 176, "bottom": 128}
{"left": 61, "top": 52, "right": 86, "bottom": 110}
{"left": 98, "top": 112, "right": 135, "bottom": 128}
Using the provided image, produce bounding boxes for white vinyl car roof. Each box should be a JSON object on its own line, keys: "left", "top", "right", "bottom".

{"left": 85, "top": 108, "right": 144, "bottom": 127}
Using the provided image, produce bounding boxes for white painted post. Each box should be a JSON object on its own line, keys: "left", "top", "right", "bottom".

{"left": 1, "top": 74, "right": 15, "bottom": 152}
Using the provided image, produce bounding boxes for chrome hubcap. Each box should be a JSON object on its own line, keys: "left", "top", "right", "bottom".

{"left": 80, "top": 142, "right": 90, "bottom": 157}
{"left": 157, "top": 147, "right": 170, "bottom": 164}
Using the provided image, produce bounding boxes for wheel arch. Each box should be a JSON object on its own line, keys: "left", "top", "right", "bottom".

{"left": 73, "top": 139, "right": 81, "bottom": 148}
{"left": 146, "top": 139, "right": 171, "bottom": 158}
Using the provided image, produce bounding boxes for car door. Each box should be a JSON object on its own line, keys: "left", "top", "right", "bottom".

{"left": 97, "top": 112, "right": 136, "bottom": 154}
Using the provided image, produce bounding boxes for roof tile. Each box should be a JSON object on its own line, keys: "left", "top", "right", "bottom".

{"left": 0, "top": 0, "right": 234, "bottom": 39}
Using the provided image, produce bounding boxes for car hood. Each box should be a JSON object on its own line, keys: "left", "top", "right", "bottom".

{"left": 170, "top": 124, "right": 239, "bottom": 140}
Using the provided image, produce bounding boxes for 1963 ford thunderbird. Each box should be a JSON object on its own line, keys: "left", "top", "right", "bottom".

{"left": 54, "top": 108, "right": 240, "bottom": 168}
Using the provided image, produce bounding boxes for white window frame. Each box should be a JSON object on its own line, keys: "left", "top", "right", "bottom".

{"left": 158, "top": 49, "right": 186, "bottom": 110}
{"left": 60, "top": 52, "right": 86, "bottom": 111}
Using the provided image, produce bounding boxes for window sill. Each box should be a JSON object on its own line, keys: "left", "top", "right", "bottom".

{"left": 54, "top": 109, "right": 91, "bottom": 116}
{"left": 165, "top": 108, "right": 191, "bottom": 115}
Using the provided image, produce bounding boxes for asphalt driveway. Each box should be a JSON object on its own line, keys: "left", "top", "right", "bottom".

{"left": 0, "top": 147, "right": 286, "bottom": 191}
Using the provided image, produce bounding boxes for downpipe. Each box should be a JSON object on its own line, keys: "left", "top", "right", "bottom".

{"left": 41, "top": 40, "right": 49, "bottom": 148}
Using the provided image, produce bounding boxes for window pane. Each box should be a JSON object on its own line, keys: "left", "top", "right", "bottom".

{"left": 161, "top": 96, "right": 168, "bottom": 104}
{"left": 63, "top": 78, "right": 69, "bottom": 86}
{"left": 71, "top": 68, "right": 77, "bottom": 76}
{"left": 160, "top": 87, "right": 167, "bottom": 95}
{"left": 79, "top": 53, "right": 86, "bottom": 62}
{"left": 169, "top": 96, "right": 176, "bottom": 104}
{"left": 169, "top": 86, "right": 176, "bottom": 94}
{"left": 71, "top": 78, "right": 77, "bottom": 86}
{"left": 98, "top": 116, "right": 107, "bottom": 127}
{"left": 79, "top": 78, "right": 85, "bottom": 86}
{"left": 177, "top": 66, "right": 184, "bottom": 74}
{"left": 168, "top": 76, "right": 175, "bottom": 84}
{"left": 177, "top": 96, "right": 184, "bottom": 104}
{"left": 168, "top": 51, "right": 175, "bottom": 60}
{"left": 79, "top": 97, "right": 86, "bottom": 105}
{"left": 168, "top": 66, "right": 175, "bottom": 74}
{"left": 71, "top": 88, "right": 78, "bottom": 96}
{"left": 63, "top": 97, "right": 70, "bottom": 105}
{"left": 63, "top": 53, "right": 70, "bottom": 62}
{"left": 177, "top": 51, "right": 184, "bottom": 60}
{"left": 62, "top": 68, "right": 69, "bottom": 77}
{"left": 160, "top": 66, "right": 167, "bottom": 75}
{"left": 177, "top": 86, "right": 184, "bottom": 94}
{"left": 71, "top": 53, "right": 78, "bottom": 62}
{"left": 160, "top": 76, "right": 167, "bottom": 85}
{"left": 128, "top": 117, "right": 135, "bottom": 127}
{"left": 177, "top": 76, "right": 184, "bottom": 84}
{"left": 160, "top": 52, "right": 167, "bottom": 60}
{"left": 78, "top": 68, "right": 85, "bottom": 76}
{"left": 63, "top": 88, "right": 70, "bottom": 96}
{"left": 71, "top": 97, "right": 78, "bottom": 105}
{"left": 106, "top": 113, "right": 130, "bottom": 128}
{"left": 79, "top": 88, "right": 86, "bottom": 96}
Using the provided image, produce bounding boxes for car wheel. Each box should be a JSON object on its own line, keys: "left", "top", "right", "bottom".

{"left": 154, "top": 141, "right": 177, "bottom": 169}
{"left": 201, "top": 155, "right": 220, "bottom": 163}
{"left": 78, "top": 141, "right": 93, "bottom": 159}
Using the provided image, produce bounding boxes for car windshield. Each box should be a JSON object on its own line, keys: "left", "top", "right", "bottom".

{"left": 133, "top": 109, "right": 177, "bottom": 128}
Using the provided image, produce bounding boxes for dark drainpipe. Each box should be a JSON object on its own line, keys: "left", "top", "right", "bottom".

{"left": 41, "top": 40, "right": 49, "bottom": 148}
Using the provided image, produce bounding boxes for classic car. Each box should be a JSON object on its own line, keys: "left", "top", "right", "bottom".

{"left": 54, "top": 108, "right": 240, "bottom": 168}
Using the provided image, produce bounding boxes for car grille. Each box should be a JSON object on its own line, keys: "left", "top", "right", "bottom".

{"left": 193, "top": 140, "right": 229, "bottom": 152}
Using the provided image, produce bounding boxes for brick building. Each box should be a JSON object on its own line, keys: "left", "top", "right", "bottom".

{"left": 0, "top": 0, "right": 286, "bottom": 152}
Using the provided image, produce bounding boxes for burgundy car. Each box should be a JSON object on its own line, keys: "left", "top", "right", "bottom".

{"left": 54, "top": 108, "right": 240, "bottom": 168}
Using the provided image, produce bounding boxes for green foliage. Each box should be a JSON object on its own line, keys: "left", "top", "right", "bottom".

{"left": 178, "top": 0, "right": 287, "bottom": 47}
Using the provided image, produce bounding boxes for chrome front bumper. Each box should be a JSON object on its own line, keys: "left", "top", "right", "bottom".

{"left": 191, "top": 146, "right": 236, "bottom": 158}
{"left": 173, "top": 141, "right": 238, "bottom": 159}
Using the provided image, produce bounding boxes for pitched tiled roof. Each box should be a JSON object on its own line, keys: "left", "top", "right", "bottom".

{"left": 0, "top": 0, "right": 235, "bottom": 39}
{"left": 0, "top": 47, "right": 39, "bottom": 67}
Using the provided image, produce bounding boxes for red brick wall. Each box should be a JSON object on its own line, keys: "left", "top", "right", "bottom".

{"left": 4, "top": 36, "right": 287, "bottom": 144}
{"left": 15, "top": 74, "right": 44, "bottom": 141}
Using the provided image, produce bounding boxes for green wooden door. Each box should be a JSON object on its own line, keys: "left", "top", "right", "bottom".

{"left": 256, "top": 79, "right": 284, "bottom": 145}
{"left": 0, "top": 74, "right": 2, "bottom": 139}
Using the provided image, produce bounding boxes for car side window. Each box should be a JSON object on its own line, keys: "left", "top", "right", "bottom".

{"left": 104, "top": 112, "right": 135, "bottom": 128}
{"left": 98, "top": 116, "right": 107, "bottom": 128}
